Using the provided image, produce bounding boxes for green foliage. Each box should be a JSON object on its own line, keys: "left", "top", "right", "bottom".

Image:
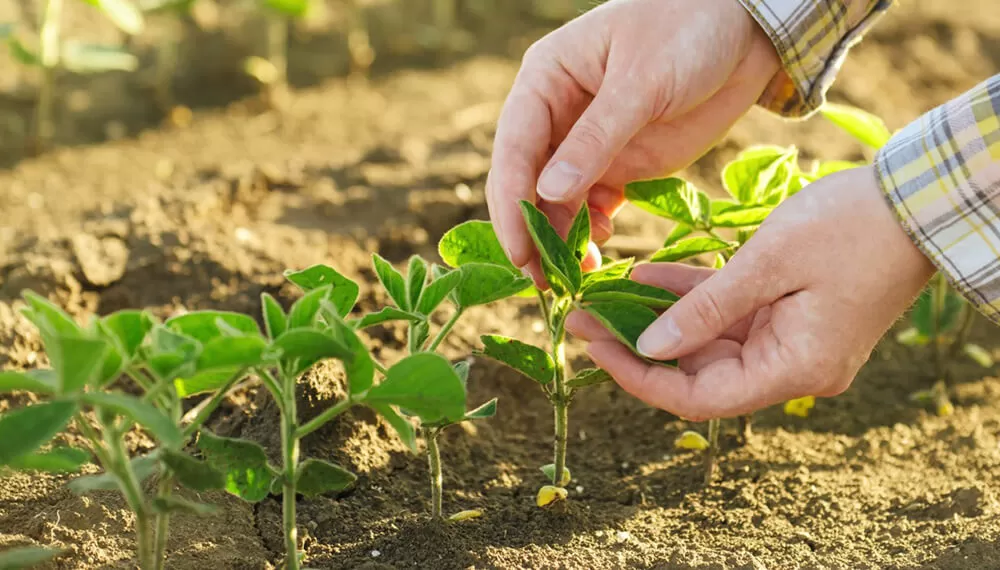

{"left": 626, "top": 177, "right": 711, "bottom": 228}
{"left": 820, "top": 102, "right": 892, "bottom": 149}
{"left": 295, "top": 459, "right": 357, "bottom": 497}
{"left": 476, "top": 335, "right": 555, "bottom": 385}
{"left": 519, "top": 201, "right": 583, "bottom": 295}
{"left": 284, "top": 264, "right": 360, "bottom": 317}
{"left": 81, "top": 0, "right": 146, "bottom": 35}
{"left": 366, "top": 353, "right": 467, "bottom": 424}
{"left": 197, "top": 431, "right": 275, "bottom": 502}
{"left": 0, "top": 546, "right": 65, "bottom": 570}
{"left": 580, "top": 278, "right": 679, "bottom": 308}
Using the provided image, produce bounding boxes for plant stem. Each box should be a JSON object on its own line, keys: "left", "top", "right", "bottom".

{"left": 294, "top": 398, "right": 352, "bottom": 440}
{"left": 180, "top": 372, "right": 245, "bottom": 438}
{"left": 151, "top": 474, "right": 173, "bottom": 570}
{"left": 737, "top": 414, "right": 753, "bottom": 446}
{"left": 35, "top": 0, "right": 62, "bottom": 153}
{"left": 549, "top": 298, "right": 570, "bottom": 487}
{"left": 266, "top": 16, "right": 288, "bottom": 99}
{"left": 426, "top": 309, "right": 463, "bottom": 352}
{"left": 425, "top": 428, "right": 443, "bottom": 519}
{"left": 932, "top": 273, "right": 948, "bottom": 381}
{"left": 372, "top": 359, "right": 388, "bottom": 375}
{"left": 104, "top": 423, "right": 154, "bottom": 568}
{"left": 703, "top": 418, "right": 720, "bottom": 485}
{"left": 154, "top": 16, "right": 180, "bottom": 113}
{"left": 280, "top": 388, "right": 301, "bottom": 570}
{"left": 946, "top": 302, "right": 977, "bottom": 367}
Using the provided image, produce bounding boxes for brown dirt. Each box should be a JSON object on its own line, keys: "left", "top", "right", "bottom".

{"left": 2, "top": 1, "right": 1000, "bottom": 569}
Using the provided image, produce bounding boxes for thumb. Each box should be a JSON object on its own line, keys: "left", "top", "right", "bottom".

{"left": 536, "top": 81, "right": 652, "bottom": 204}
{"left": 636, "top": 247, "right": 786, "bottom": 360}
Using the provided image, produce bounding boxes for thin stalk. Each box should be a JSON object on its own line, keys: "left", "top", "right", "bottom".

{"left": 932, "top": 273, "right": 948, "bottom": 380}
{"left": 426, "top": 309, "right": 463, "bottom": 352}
{"left": 946, "top": 303, "right": 977, "bottom": 365}
{"left": 266, "top": 16, "right": 288, "bottom": 96}
{"left": 104, "top": 423, "right": 154, "bottom": 568}
{"left": 372, "top": 359, "right": 388, "bottom": 375}
{"left": 425, "top": 428, "right": 443, "bottom": 519}
{"left": 294, "top": 398, "right": 352, "bottom": 440}
{"left": 154, "top": 16, "right": 180, "bottom": 113}
{"left": 151, "top": 474, "right": 173, "bottom": 570}
{"left": 703, "top": 418, "right": 720, "bottom": 485}
{"left": 258, "top": 367, "right": 285, "bottom": 405}
{"left": 280, "top": 388, "right": 301, "bottom": 570}
{"left": 737, "top": 414, "right": 752, "bottom": 446}
{"left": 181, "top": 372, "right": 246, "bottom": 438}
{"left": 549, "top": 300, "right": 570, "bottom": 487}
{"left": 35, "top": 0, "right": 62, "bottom": 153}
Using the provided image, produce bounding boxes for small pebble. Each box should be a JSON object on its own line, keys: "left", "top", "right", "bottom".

{"left": 370, "top": 550, "right": 381, "bottom": 558}
{"left": 234, "top": 227, "right": 254, "bottom": 242}
{"left": 575, "top": 485, "right": 584, "bottom": 493}
{"left": 531, "top": 320, "right": 545, "bottom": 334}
{"left": 616, "top": 531, "right": 630, "bottom": 543}
{"left": 455, "top": 183, "right": 472, "bottom": 201}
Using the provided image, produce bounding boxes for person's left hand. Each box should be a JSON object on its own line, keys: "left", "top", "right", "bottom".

{"left": 565, "top": 166, "right": 936, "bottom": 420}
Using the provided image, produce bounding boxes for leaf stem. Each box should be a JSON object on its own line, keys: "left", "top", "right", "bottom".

{"left": 294, "top": 398, "right": 352, "bottom": 440}
{"left": 258, "top": 367, "right": 285, "bottom": 404}
{"left": 426, "top": 309, "right": 463, "bottom": 352}
{"left": 181, "top": 371, "right": 246, "bottom": 438}
{"left": 425, "top": 428, "right": 443, "bottom": 519}
{"left": 372, "top": 359, "right": 388, "bottom": 375}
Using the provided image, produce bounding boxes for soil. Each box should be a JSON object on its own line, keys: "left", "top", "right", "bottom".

{"left": 2, "top": 1, "right": 1000, "bottom": 569}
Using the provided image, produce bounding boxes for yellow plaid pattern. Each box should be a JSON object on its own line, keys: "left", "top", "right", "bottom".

{"left": 738, "top": 0, "right": 893, "bottom": 117}
{"left": 876, "top": 76, "right": 1000, "bottom": 323}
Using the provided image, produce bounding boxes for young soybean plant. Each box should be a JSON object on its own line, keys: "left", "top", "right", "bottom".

{"left": 625, "top": 145, "right": 803, "bottom": 483}
{"left": 818, "top": 103, "right": 995, "bottom": 415}
{"left": 0, "top": 292, "right": 256, "bottom": 570}
{"left": 364, "top": 252, "right": 523, "bottom": 519}
{"left": 439, "top": 206, "right": 678, "bottom": 506}
{"left": 3, "top": 0, "right": 144, "bottom": 153}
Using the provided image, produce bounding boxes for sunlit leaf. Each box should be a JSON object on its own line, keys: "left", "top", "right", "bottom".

{"left": 475, "top": 335, "right": 554, "bottom": 385}
{"left": 709, "top": 201, "right": 773, "bottom": 228}
{"left": 365, "top": 353, "right": 466, "bottom": 424}
{"left": 540, "top": 464, "right": 571, "bottom": 486}
{"left": 283, "top": 264, "right": 359, "bottom": 317}
{"left": 438, "top": 220, "right": 517, "bottom": 272}
{"left": 415, "top": 269, "right": 462, "bottom": 315}
{"left": 565, "top": 368, "right": 612, "bottom": 389}
{"left": 166, "top": 311, "right": 259, "bottom": 344}
{"left": 453, "top": 264, "right": 532, "bottom": 308}
{"left": 519, "top": 201, "right": 582, "bottom": 295}
{"left": 580, "top": 279, "right": 679, "bottom": 309}
{"left": 464, "top": 398, "right": 497, "bottom": 420}
{"left": 197, "top": 431, "right": 274, "bottom": 502}
{"left": 0, "top": 400, "right": 78, "bottom": 465}
{"left": 351, "top": 307, "right": 423, "bottom": 329}
{"left": 81, "top": 0, "right": 145, "bottom": 35}
{"left": 261, "top": 292, "right": 287, "bottom": 340}
{"left": 372, "top": 254, "right": 409, "bottom": 310}
{"left": 296, "top": 459, "right": 357, "bottom": 497}
{"left": 650, "top": 237, "right": 733, "bottom": 263}
{"left": 582, "top": 301, "right": 676, "bottom": 365}
{"left": 625, "top": 177, "right": 710, "bottom": 228}
{"left": 565, "top": 205, "right": 591, "bottom": 261}
{"left": 820, "top": 102, "right": 892, "bottom": 149}
{"left": 61, "top": 41, "right": 138, "bottom": 73}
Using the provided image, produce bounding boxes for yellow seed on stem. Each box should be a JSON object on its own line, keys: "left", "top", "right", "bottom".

{"left": 674, "top": 430, "right": 709, "bottom": 451}
{"left": 536, "top": 485, "right": 568, "bottom": 508}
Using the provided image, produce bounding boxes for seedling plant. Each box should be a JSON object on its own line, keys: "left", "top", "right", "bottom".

{"left": 439, "top": 204, "right": 679, "bottom": 505}
{"left": 2, "top": 0, "right": 144, "bottom": 153}
{"left": 818, "top": 103, "right": 995, "bottom": 415}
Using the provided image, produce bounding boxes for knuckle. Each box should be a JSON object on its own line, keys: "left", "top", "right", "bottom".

{"left": 568, "top": 119, "right": 612, "bottom": 154}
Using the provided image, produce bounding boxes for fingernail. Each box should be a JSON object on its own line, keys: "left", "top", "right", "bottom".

{"left": 637, "top": 316, "right": 682, "bottom": 357}
{"left": 537, "top": 161, "right": 583, "bottom": 201}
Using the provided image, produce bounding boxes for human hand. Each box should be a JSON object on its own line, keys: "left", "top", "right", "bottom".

{"left": 486, "top": 0, "right": 782, "bottom": 284}
{"left": 566, "top": 166, "right": 936, "bottom": 420}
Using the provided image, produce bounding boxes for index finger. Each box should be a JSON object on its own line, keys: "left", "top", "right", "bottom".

{"left": 486, "top": 69, "right": 554, "bottom": 269}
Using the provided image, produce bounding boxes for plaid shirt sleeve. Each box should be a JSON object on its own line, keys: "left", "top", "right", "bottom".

{"left": 876, "top": 76, "right": 1000, "bottom": 323}
{"left": 737, "top": 0, "right": 894, "bottom": 117}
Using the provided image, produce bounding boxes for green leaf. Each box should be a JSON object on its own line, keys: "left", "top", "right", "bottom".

{"left": 322, "top": 305, "right": 374, "bottom": 396}
{"left": 283, "top": 265, "right": 360, "bottom": 317}
{"left": 709, "top": 201, "right": 773, "bottom": 228}
{"left": 352, "top": 307, "right": 423, "bottom": 329}
{"left": 519, "top": 201, "right": 582, "bottom": 295}
{"left": 152, "top": 496, "right": 217, "bottom": 515}
{"left": 721, "top": 146, "right": 798, "bottom": 205}
{"left": 369, "top": 404, "right": 417, "bottom": 454}
{"left": 137, "top": 0, "right": 197, "bottom": 13}
{"left": 406, "top": 256, "right": 428, "bottom": 310}
{"left": 453, "top": 360, "right": 471, "bottom": 385}
{"left": 0, "top": 546, "right": 65, "bottom": 570}
{"left": 261, "top": 293, "right": 287, "bottom": 340}
{"left": 48, "top": 336, "right": 110, "bottom": 393}
{"left": 650, "top": 237, "right": 734, "bottom": 263}
{"left": 540, "top": 464, "right": 571, "bottom": 486}
{"left": 815, "top": 160, "right": 862, "bottom": 177}
{"left": 82, "top": 0, "right": 145, "bottom": 35}
{"left": 196, "top": 431, "right": 274, "bottom": 503}
{"left": 269, "top": 328, "right": 351, "bottom": 378}
{"left": 8, "top": 446, "right": 90, "bottom": 473}
{"left": 475, "top": 335, "right": 554, "bottom": 385}
{"left": 625, "top": 177, "right": 711, "bottom": 228}
{"left": 820, "top": 103, "right": 892, "bottom": 150}
{"left": 68, "top": 454, "right": 160, "bottom": 494}
{"left": 160, "top": 449, "right": 226, "bottom": 492}
{"left": 365, "top": 353, "right": 467, "bottom": 424}
{"left": 175, "top": 368, "right": 241, "bottom": 398}
{"left": 663, "top": 224, "right": 693, "bottom": 246}
{"left": 582, "top": 258, "right": 634, "bottom": 287}
{"left": 372, "top": 254, "right": 409, "bottom": 310}
{"left": 166, "top": 311, "right": 260, "bottom": 344}
{"left": 296, "top": 459, "right": 357, "bottom": 497}
{"left": 286, "top": 285, "right": 332, "bottom": 329}
{"left": 415, "top": 269, "right": 462, "bottom": 315}
{"left": 7, "top": 37, "right": 41, "bottom": 66}
{"left": 61, "top": 41, "right": 138, "bottom": 73}
{"left": 453, "top": 264, "right": 532, "bottom": 308}
{"left": 438, "top": 220, "right": 517, "bottom": 271}
{"left": 565, "top": 205, "right": 591, "bottom": 261}
{"left": 261, "top": 0, "right": 310, "bottom": 17}
{"left": 196, "top": 336, "right": 267, "bottom": 371}
{"left": 0, "top": 371, "right": 56, "bottom": 395}
{"left": 21, "top": 291, "right": 81, "bottom": 341}
{"left": 464, "top": 398, "right": 497, "bottom": 420}
{"left": 566, "top": 368, "right": 613, "bottom": 389}
{"left": 0, "top": 400, "right": 78, "bottom": 465}
{"left": 143, "top": 326, "right": 200, "bottom": 381}
{"left": 583, "top": 301, "right": 676, "bottom": 365}
{"left": 911, "top": 286, "right": 964, "bottom": 337}
{"left": 101, "top": 310, "right": 155, "bottom": 358}
{"left": 580, "top": 279, "right": 679, "bottom": 309}
{"left": 81, "top": 393, "right": 182, "bottom": 448}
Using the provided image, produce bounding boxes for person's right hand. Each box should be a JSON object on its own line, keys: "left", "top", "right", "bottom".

{"left": 486, "top": 0, "right": 783, "bottom": 282}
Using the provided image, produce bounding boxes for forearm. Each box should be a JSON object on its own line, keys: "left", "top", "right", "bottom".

{"left": 738, "top": 0, "right": 895, "bottom": 117}
{"left": 874, "top": 74, "right": 1000, "bottom": 323}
